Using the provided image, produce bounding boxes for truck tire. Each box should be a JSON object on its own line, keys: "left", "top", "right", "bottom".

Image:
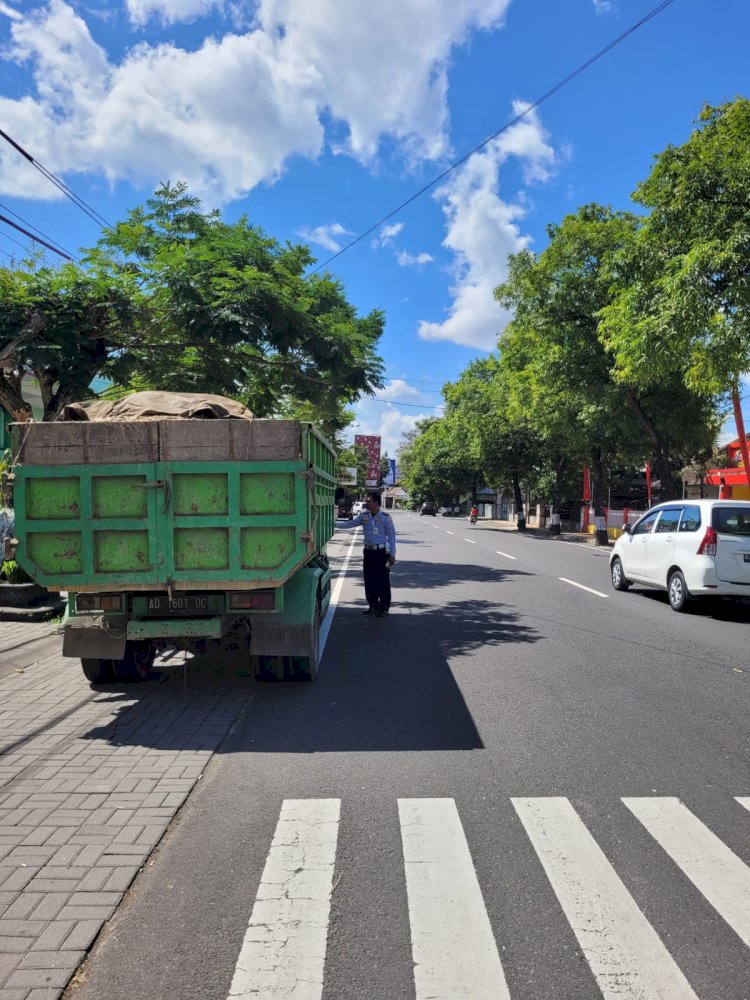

{"left": 81, "top": 658, "right": 117, "bottom": 685}
{"left": 116, "top": 640, "right": 156, "bottom": 682}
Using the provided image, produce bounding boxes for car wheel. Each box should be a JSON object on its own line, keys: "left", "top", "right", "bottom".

{"left": 668, "top": 570, "right": 689, "bottom": 612}
{"left": 610, "top": 557, "right": 630, "bottom": 591}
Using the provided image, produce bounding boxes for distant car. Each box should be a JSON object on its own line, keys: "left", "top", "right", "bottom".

{"left": 420, "top": 501, "right": 437, "bottom": 516}
{"left": 351, "top": 501, "right": 366, "bottom": 516}
{"left": 610, "top": 499, "right": 750, "bottom": 611}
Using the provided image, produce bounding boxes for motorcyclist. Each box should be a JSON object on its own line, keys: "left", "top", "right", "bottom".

{"left": 469, "top": 504, "right": 478, "bottom": 524}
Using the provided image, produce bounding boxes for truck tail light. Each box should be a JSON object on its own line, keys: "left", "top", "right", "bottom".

{"left": 75, "top": 594, "right": 122, "bottom": 612}
{"left": 697, "top": 526, "right": 717, "bottom": 557}
{"left": 229, "top": 591, "right": 276, "bottom": 610}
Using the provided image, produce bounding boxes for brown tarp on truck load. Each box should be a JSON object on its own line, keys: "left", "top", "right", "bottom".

{"left": 59, "top": 391, "right": 254, "bottom": 422}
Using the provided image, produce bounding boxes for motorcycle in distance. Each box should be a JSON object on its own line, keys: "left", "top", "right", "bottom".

{"left": 469, "top": 505, "right": 478, "bottom": 525}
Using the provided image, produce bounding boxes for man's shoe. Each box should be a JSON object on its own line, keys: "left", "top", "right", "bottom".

{"left": 363, "top": 608, "right": 376, "bottom": 615}
{"left": 377, "top": 610, "right": 388, "bottom": 617}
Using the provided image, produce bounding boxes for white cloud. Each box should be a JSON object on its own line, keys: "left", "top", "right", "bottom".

{"left": 593, "top": 0, "right": 614, "bottom": 13}
{"left": 348, "top": 380, "right": 440, "bottom": 455}
{"left": 126, "top": 0, "right": 225, "bottom": 25}
{"left": 0, "top": 2, "right": 21, "bottom": 20}
{"left": 418, "top": 103, "right": 556, "bottom": 350}
{"left": 297, "top": 222, "right": 352, "bottom": 252}
{"left": 0, "top": 0, "right": 511, "bottom": 201}
{"left": 397, "top": 249, "right": 433, "bottom": 268}
{"left": 372, "top": 221, "right": 404, "bottom": 249}
{"left": 377, "top": 379, "right": 431, "bottom": 404}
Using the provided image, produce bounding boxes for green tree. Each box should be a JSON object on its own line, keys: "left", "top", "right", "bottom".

{"left": 496, "top": 205, "right": 718, "bottom": 516}
{"left": 87, "top": 183, "right": 386, "bottom": 421}
{"left": 0, "top": 259, "right": 141, "bottom": 421}
{"left": 601, "top": 99, "right": 750, "bottom": 398}
{"left": 399, "top": 418, "right": 479, "bottom": 509}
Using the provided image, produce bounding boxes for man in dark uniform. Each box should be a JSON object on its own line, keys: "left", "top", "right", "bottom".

{"left": 340, "top": 491, "right": 396, "bottom": 616}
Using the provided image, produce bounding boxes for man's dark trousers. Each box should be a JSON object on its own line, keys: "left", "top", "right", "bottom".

{"left": 363, "top": 548, "right": 391, "bottom": 612}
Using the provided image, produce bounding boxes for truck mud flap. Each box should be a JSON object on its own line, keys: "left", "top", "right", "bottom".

{"left": 62, "top": 625, "right": 127, "bottom": 660}
{"left": 250, "top": 622, "right": 315, "bottom": 657}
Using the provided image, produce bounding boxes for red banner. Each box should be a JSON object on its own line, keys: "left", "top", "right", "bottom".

{"left": 355, "top": 434, "right": 382, "bottom": 484}
{"left": 582, "top": 465, "right": 591, "bottom": 502}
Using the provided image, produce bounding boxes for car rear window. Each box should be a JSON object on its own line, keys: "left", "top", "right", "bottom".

{"left": 712, "top": 506, "right": 750, "bottom": 535}
{"left": 679, "top": 505, "right": 701, "bottom": 532}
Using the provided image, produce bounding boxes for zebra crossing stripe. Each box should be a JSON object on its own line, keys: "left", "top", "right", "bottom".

{"left": 227, "top": 798, "right": 341, "bottom": 1000}
{"left": 736, "top": 796, "right": 750, "bottom": 813}
{"left": 398, "top": 798, "right": 510, "bottom": 1000}
{"left": 512, "top": 797, "right": 698, "bottom": 1000}
{"left": 624, "top": 796, "right": 750, "bottom": 948}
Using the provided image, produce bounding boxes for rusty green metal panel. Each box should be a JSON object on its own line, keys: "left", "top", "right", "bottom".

{"left": 172, "top": 473, "right": 228, "bottom": 516}
{"left": 13, "top": 423, "right": 336, "bottom": 591}
{"left": 28, "top": 531, "right": 83, "bottom": 574}
{"left": 240, "top": 526, "right": 297, "bottom": 570}
{"left": 93, "top": 476, "right": 147, "bottom": 519}
{"left": 127, "top": 617, "right": 223, "bottom": 639}
{"left": 240, "top": 472, "right": 295, "bottom": 514}
{"left": 26, "top": 477, "right": 81, "bottom": 520}
{"left": 174, "top": 527, "right": 230, "bottom": 571}
{"left": 94, "top": 530, "right": 152, "bottom": 573}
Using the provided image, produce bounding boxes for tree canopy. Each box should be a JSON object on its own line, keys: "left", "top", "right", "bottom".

{"left": 0, "top": 183, "right": 385, "bottom": 428}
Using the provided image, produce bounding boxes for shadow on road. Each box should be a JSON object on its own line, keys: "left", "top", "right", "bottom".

{"left": 81, "top": 558, "right": 539, "bottom": 756}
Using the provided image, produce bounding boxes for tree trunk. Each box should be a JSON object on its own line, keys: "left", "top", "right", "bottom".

{"left": 549, "top": 456, "right": 565, "bottom": 536}
{"left": 512, "top": 470, "right": 526, "bottom": 531}
{"left": 590, "top": 449, "right": 609, "bottom": 546}
{"left": 620, "top": 387, "right": 680, "bottom": 500}
{"left": 0, "top": 371, "right": 33, "bottom": 423}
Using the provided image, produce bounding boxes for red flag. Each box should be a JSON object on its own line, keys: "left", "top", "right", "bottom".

{"left": 645, "top": 461, "right": 652, "bottom": 507}
{"left": 582, "top": 465, "right": 591, "bottom": 502}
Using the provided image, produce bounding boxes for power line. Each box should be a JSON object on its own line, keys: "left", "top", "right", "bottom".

{"left": 368, "top": 396, "right": 443, "bottom": 409}
{"left": 0, "top": 127, "right": 111, "bottom": 230}
{"left": 0, "top": 214, "right": 74, "bottom": 261}
{"left": 0, "top": 200, "right": 77, "bottom": 260}
{"left": 311, "top": 0, "right": 678, "bottom": 275}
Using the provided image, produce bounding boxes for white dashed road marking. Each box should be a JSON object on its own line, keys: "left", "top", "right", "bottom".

{"left": 495, "top": 550, "right": 517, "bottom": 560}
{"left": 559, "top": 577, "right": 609, "bottom": 598}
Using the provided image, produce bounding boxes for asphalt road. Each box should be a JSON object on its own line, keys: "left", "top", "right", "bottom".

{"left": 67, "top": 511, "right": 749, "bottom": 1000}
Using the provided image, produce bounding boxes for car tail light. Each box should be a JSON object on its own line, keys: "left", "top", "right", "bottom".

{"left": 75, "top": 594, "right": 122, "bottom": 612}
{"left": 229, "top": 591, "right": 276, "bottom": 610}
{"left": 697, "top": 526, "right": 717, "bottom": 557}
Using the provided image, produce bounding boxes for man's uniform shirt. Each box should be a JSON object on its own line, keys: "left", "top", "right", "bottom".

{"left": 348, "top": 509, "right": 396, "bottom": 558}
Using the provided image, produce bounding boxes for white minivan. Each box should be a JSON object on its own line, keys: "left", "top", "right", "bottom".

{"left": 610, "top": 499, "right": 750, "bottom": 611}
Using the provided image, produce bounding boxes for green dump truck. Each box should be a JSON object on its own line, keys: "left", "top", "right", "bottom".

{"left": 8, "top": 396, "right": 335, "bottom": 684}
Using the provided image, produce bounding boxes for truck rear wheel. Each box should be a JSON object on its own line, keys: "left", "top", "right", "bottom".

{"left": 117, "top": 640, "right": 156, "bottom": 682}
{"left": 81, "top": 658, "right": 117, "bottom": 685}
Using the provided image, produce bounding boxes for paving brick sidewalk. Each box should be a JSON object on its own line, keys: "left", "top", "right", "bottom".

{"left": 0, "top": 645, "right": 252, "bottom": 999}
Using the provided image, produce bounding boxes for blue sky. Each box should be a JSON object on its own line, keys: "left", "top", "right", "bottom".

{"left": 0, "top": 0, "right": 748, "bottom": 456}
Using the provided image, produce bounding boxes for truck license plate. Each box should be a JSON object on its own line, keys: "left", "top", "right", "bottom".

{"left": 146, "top": 596, "right": 210, "bottom": 615}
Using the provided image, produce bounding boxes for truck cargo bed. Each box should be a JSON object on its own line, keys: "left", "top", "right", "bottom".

{"left": 12, "top": 419, "right": 335, "bottom": 592}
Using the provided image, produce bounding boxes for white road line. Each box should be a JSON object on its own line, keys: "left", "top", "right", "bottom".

{"left": 495, "top": 550, "right": 517, "bottom": 560}
{"left": 464, "top": 538, "right": 477, "bottom": 544}
{"left": 559, "top": 577, "right": 609, "bottom": 599}
{"left": 445, "top": 530, "right": 454, "bottom": 535}
{"left": 737, "top": 797, "right": 750, "bottom": 812}
{"left": 398, "top": 798, "right": 510, "bottom": 1000}
{"left": 227, "top": 799, "right": 341, "bottom": 1000}
{"left": 512, "top": 797, "right": 698, "bottom": 1000}
{"left": 624, "top": 797, "right": 750, "bottom": 948}
{"left": 320, "top": 530, "right": 359, "bottom": 655}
